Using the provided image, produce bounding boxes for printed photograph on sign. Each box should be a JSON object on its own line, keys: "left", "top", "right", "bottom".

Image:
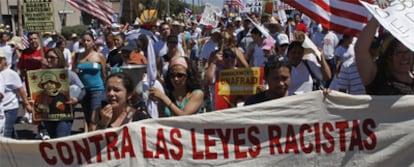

{"left": 27, "top": 69, "right": 72, "bottom": 121}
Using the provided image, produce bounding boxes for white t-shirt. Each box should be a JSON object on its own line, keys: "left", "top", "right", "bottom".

{"left": 322, "top": 31, "right": 339, "bottom": 60}
{"left": 0, "top": 43, "right": 14, "bottom": 69}
{"left": 0, "top": 69, "right": 23, "bottom": 110}
{"left": 288, "top": 53, "right": 322, "bottom": 95}
{"left": 335, "top": 44, "right": 354, "bottom": 64}
{"left": 63, "top": 48, "right": 72, "bottom": 70}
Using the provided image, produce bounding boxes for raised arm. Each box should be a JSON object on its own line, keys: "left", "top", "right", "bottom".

{"left": 354, "top": 18, "right": 379, "bottom": 86}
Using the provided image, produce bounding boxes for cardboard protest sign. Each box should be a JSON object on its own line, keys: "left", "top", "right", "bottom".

{"left": 215, "top": 67, "right": 264, "bottom": 110}
{"left": 27, "top": 69, "right": 72, "bottom": 121}
{"left": 243, "top": 0, "right": 263, "bottom": 14}
{"left": 360, "top": 0, "right": 414, "bottom": 52}
{"left": 23, "top": 0, "right": 55, "bottom": 32}
{"left": 199, "top": 4, "right": 222, "bottom": 27}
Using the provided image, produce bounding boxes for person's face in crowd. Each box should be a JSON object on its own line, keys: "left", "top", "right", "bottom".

{"left": 390, "top": 42, "right": 414, "bottom": 74}
{"left": 151, "top": 25, "right": 158, "bottom": 33}
{"left": 171, "top": 25, "right": 180, "bottom": 35}
{"left": 1, "top": 33, "right": 8, "bottom": 42}
{"left": 0, "top": 57, "right": 6, "bottom": 70}
{"left": 263, "top": 48, "right": 274, "bottom": 58}
{"left": 105, "top": 76, "right": 131, "bottom": 109}
{"left": 59, "top": 41, "right": 67, "bottom": 51}
{"left": 46, "top": 51, "right": 59, "bottom": 68}
{"left": 29, "top": 33, "right": 40, "bottom": 49}
{"left": 287, "top": 45, "right": 304, "bottom": 66}
{"left": 267, "top": 66, "right": 290, "bottom": 98}
{"left": 277, "top": 44, "right": 289, "bottom": 55}
{"left": 82, "top": 34, "right": 95, "bottom": 51}
{"left": 267, "top": 24, "right": 279, "bottom": 34}
{"left": 43, "top": 81, "right": 59, "bottom": 96}
{"left": 161, "top": 24, "right": 171, "bottom": 39}
{"left": 167, "top": 41, "right": 178, "bottom": 53}
{"left": 243, "top": 20, "right": 251, "bottom": 30}
{"left": 223, "top": 53, "right": 237, "bottom": 69}
{"left": 169, "top": 65, "right": 187, "bottom": 88}
{"left": 294, "top": 14, "right": 301, "bottom": 23}
{"left": 114, "top": 35, "right": 124, "bottom": 48}
{"left": 251, "top": 33, "right": 262, "bottom": 44}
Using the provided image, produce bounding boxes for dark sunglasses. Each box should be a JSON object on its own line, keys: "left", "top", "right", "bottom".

{"left": 169, "top": 72, "right": 187, "bottom": 78}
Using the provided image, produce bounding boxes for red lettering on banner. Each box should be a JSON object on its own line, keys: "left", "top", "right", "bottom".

{"left": 299, "top": 124, "right": 313, "bottom": 153}
{"left": 191, "top": 128, "right": 204, "bottom": 159}
{"left": 313, "top": 123, "right": 321, "bottom": 153}
{"left": 363, "top": 118, "right": 377, "bottom": 150}
{"left": 233, "top": 128, "right": 248, "bottom": 159}
{"left": 105, "top": 132, "right": 120, "bottom": 160}
{"left": 247, "top": 126, "right": 261, "bottom": 157}
{"left": 88, "top": 134, "right": 104, "bottom": 162}
{"left": 349, "top": 120, "right": 363, "bottom": 151}
{"left": 322, "top": 122, "right": 334, "bottom": 153}
{"left": 141, "top": 127, "right": 153, "bottom": 158}
{"left": 154, "top": 128, "right": 169, "bottom": 159}
{"left": 216, "top": 128, "right": 231, "bottom": 159}
{"left": 39, "top": 142, "right": 57, "bottom": 165}
{"left": 268, "top": 125, "right": 283, "bottom": 155}
{"left": 285, "top": 125, "right": 299, "bottom": 153}
{"left": 204, "top": 129, "right": 218, "bottom": 160}
{"left": 56, "top": 142, "right": 73, "bottom": 165}
{"left": 336, "top": 121, "right": 349, "bottom": 152}
{"left": 121, "top": 127, "right": 135, "bottom": 158}
{"left": 73, "top": 139, "right": 92, "bottom": 164}
{"left": 170, "top": 128, "right": 183, "bottom": 160}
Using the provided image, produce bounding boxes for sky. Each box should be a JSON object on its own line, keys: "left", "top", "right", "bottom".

{"left": 183, "top": 0, "right": 224, "bottom": 8}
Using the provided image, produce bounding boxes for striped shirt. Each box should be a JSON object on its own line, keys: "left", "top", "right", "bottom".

{"left": 336, "top": 59, "right": 366, "bottom": 94}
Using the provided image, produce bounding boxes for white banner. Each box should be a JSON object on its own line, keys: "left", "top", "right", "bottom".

{"left": 2, "top": 91, "right": 414, "bottom": 166}
{"left": 199, "top": 4, "right": 222, "bottom": 27}
{"left": 360, "top": 0, "right": 414, "bottom": 51}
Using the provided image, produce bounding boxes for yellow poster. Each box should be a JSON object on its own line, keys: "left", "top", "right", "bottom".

{"left": 23, "top": 0, "right": 55, "bottom": 32}
{"left": 27, "top": 69, "right": 72, "bottom": 121}
{"left": 217, "top": 67, "right": 264, "bottom": 95}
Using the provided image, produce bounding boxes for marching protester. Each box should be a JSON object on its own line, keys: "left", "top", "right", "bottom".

{"left": 18, "top": 32, "right": 48, "bottom": 123}
{"left": 35, "top": 48, "right": 85, "bottom": 139}
{"left": 150, "top": 56, "right": 204, "bottom": 117}
{"left": 90, "top": 72, "right": 148, "bottom": 131}
{"left": 0, "top": 50, "right": 33, "bottom": 138}
{"left": 355, "top": 17, "right": 414, "bottom": 95}
{"left": 72, "top": 31, "right": 107, "bottom": 132}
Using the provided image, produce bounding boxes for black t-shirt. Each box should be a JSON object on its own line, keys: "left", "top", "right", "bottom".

{"left": 107, "top": 48, "right": 124, "bottom": 67}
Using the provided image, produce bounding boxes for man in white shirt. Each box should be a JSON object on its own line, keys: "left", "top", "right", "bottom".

{"left": 0, "top": 32, "right": 13, "bottom": 69}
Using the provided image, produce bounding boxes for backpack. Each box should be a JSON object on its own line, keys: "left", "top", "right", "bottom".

{"left": 303, "top": 60, "right": 324, "bottom": 91}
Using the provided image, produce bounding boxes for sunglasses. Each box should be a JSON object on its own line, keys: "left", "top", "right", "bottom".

{"left": 169, "top": 72, "right": 187, "bottom": 78}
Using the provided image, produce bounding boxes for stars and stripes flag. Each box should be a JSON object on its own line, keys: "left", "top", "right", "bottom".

{"left": 281, "top": 0, "right": 374, "bottom": 36}
{"left": 67, "top": 0, "right": 115, "bottom": 25}
{"left": 184, "top": 8, "right": 193, "bottom": 18}
{"left": 22, "top": 31, "right": 29, "bottom": 49}
{"left": 225, "top": 0, "right": 245, "bottom": 10}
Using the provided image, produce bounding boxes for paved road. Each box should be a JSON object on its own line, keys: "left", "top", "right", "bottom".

{"left": 14, "top": 105, "right": 85, "bottom": 140}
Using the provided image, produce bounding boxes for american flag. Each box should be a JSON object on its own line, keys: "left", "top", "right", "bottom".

{"left": 281, "top": 0, "right": 374, "bottom": 36}
{"left": 22, "top": 31, "right": 29, "bottom": 49}
{"left": 184, "top": 8, "right": 193, "bottom": 18}
{"left": 67, "top": 0, "right": 114, "bottom": 25}
{"left": 225, "top": 0, "right": 245, "bottom": 10}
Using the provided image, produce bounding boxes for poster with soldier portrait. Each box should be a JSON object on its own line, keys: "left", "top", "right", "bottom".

{"left": 27, "top": 69, "right": 72, "bottom": 121}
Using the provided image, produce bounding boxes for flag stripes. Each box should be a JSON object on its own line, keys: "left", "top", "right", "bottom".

{"left": 281, "top": 0, "right": 374, "bottom": 36}
{"left": 67, "top": 0, "right": 113, "bottom": 25}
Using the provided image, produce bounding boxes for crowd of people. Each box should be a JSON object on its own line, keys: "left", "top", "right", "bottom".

{"left": 0, "top": 1, "right": 413, "bottom": 140}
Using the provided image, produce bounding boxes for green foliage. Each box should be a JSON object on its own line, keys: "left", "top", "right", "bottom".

{"left": 60, "top": 25, "right": 88, "bottom": 40}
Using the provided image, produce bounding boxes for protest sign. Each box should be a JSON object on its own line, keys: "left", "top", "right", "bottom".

{"left": 243, "top": 0, "right": 263, "bottom": 14}
{"left": 360, "top": 0, "right": 414, "bottom": 52}
{"left": 199, "top": 4, "right": 222, "bottom": 27}
{"left": 27, "top": 69, "right": 72, "bottom": 121}
{"left": 2, "top": 91, "right": 414, "bottom": 166}
{"left": 215, "top": 67, "right": 264, "bottom": 110}
{"left": 23, "top": 0, "right": 55, "bottom": 32}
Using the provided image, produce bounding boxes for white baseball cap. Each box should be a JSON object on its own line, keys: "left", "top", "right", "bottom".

{"left": 276, "top": 33, "right": 290, "bottom": 46}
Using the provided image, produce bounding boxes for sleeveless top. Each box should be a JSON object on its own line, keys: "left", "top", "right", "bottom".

{"left": 77, "top": 62, "right": 104, "bottom": 91}
{"left": 163, "top": 89, "right": 203, "bottom": 117}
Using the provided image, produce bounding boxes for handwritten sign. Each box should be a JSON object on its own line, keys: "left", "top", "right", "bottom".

{"left": 360, "top": 0, "right": 414, "bottom": 51}
{"left": 23, "top": 0, "right": 55, "bottom": 32}
{"left": 199, "top": 4, "right": 222, "bottom": 27}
